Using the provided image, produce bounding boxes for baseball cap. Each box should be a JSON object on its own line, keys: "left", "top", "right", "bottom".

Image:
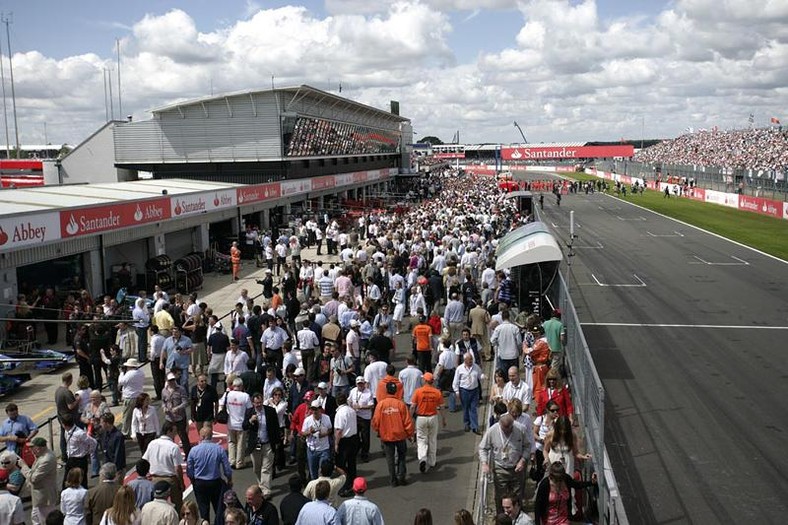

{"left": 317, "top": 381, "right": 328, "bottom": 390}
{"left": 153, "top": 480, "right": 171, "bottom": 497}
{"left": 31, "top": 437, "right": 47, "bottom": 447}
{"left": 166, "top": 372, "right": 177, "bottom": 380}
{"left": 310, "top": 399, "right": 322, "bottom": 409}
{"left": 423, "top": 372, "right": 434, "bottom": 383}
{"left": 355, "top": 376, "right": 366, "bottom": 384}
{"left": 352, "top": 477, "right": 367, "bottom": 493}
{"left": 294, "top": 367, "right": 305, "bottom": 376}
{"left": 350, "top": 319, "right": 360, "bottom": 327}
{"left": 386, "top": 381, "right": 397, "bottom": 394}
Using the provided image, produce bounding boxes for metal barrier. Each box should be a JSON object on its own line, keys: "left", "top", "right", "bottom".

{"left": 597, "top": 159, "right": 788, "bottom": 201}
{"left": 558, "top": 272, "right": 628, "bottom": 524}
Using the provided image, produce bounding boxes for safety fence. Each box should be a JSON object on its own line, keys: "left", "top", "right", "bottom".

{"left": 558, "top": 272, "right": 628, "bottom": 524}
{"left": 597, "top": 160, "right": 788, "bottom": 201}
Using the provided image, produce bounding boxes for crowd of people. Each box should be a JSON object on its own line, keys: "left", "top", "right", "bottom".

{"left": 285, "top": 117, "right": 399, "bottom": 158}
{"left": 0, "top": 169, "right": 596, "bottom": 525}
{"left": 633, "top": 127, "right": 788, "bottom": 173}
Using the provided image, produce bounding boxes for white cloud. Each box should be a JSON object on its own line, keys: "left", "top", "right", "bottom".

{"left": 4, "top": 0, "right": 787, "bottom": 147}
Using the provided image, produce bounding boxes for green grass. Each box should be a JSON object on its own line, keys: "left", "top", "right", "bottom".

{"left": 564, "top": 172, "right": 788, "bottom": 261}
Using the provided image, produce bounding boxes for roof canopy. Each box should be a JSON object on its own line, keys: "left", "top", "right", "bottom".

{"left": 503, "top": 191, "right": 533, "bottom": 199}
{"left": 495, "top": 222, "right": 563, "bottom": 271}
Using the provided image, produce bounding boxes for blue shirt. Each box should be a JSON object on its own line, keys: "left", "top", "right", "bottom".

{"left": 295, "top": 500, "right": 337, "bottom": 525}
{"left": 186, "top": 439, "right": 232, "bottom": 481}
{"left": 0, "top": 415, "right": 37, "bottom": 453}
{"left": 336, "top": 496, "right": 385, "bottom": 525}
{"left": 127, "top": 477, "right": 155, "bottom": 510}
{"left": 164, "top": 335, "right": 193, "bottom": 372}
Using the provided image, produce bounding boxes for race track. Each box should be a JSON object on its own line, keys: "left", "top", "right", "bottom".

{"left": 536, "top": 183, "right": 788, "bottom": 524}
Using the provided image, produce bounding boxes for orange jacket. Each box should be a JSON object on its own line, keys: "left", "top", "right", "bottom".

{"left": 372, "top": 396, "right": 414, "bottom": 442}
{"left": 412, "top": 323, "right": 432, "bottom": 352}
{"left": 376, "top": 376, "right": 403, "bottom": 401}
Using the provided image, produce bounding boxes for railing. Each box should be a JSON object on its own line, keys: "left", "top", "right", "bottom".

{"left": 558, "top": 272, "right": 628, "bottom": 524}
{"left": 597, "top": 160, "right": 788, "bottom": 201}
{"left": 0, "top": 413, "right": 58, "bottom": 457}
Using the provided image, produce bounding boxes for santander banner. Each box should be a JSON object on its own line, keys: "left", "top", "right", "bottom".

{"left": 236, "top": 183, "right": 281, "bottom": 205}
{"left": 502, "top": 145, "right": 634, "bottom": 160}
{"left": 61, "top": 198, "right": 171, "bottom": 238}
{"left": 738, "top": 195, "right": 782, "bottom": 219}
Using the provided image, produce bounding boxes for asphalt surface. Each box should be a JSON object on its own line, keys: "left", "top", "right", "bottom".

{"left": 536, "top": 184, "right": 788, "bottom": 524}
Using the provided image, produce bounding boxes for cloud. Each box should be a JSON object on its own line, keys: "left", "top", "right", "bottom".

{"left": 5, "top": 0, "right": 787, "bottom": 147}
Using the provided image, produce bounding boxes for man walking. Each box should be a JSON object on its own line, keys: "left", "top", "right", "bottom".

{"left": 333, "top": 392, "right": 359, "bottom": 498}
{"left": 335, "top": 477, "right": 385, "bottom": 525}
{"left": 453, "top": 353, "right": 485, "bottom": 434}
{"left": 28, "top": 437, "right": 58, "bottom": 525}
{"left": 162, "top": 372, "right": 192, "bottom": 458}
{"left": 118, "top": 357, "right": 145, "bottom": 437}
{"left": 143, "top": 422, "right": 185, "bottom": 513}
{"left": 490, "top": 310, "right": 522, "bottom": 373}
{"left": 372, "top": 382, "right": 415, "bottom": 487}
{"left": 243, "top": 393, "right": 281, "bottom": 496}
{"left": 187, "top": 425, "right": 233, "bottom": 525}
{"left": 479, "top": 414, "right": 529, "bottom": 514}
{"left": 61, "top": 413, "right": 96, "bottom": 489}
{"left": 469, "top": 301, "right": 492, "bottom": 361}
{"left": 410, "top": 373, "right": 445, "bottom": 474}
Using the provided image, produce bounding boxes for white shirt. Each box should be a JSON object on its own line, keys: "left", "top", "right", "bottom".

{"left": 142, "top": 435, "right": 181, "bottom": 477}
{"left": 223, "top": 350, "right": 249, "bottom": 376}
{"left": 222, "top": 390, "right": 252, "bottom": 431}
{"left": 452, "top": 363, "right": 485, "bottom": 393}
{"left": 334, "top": 404, "right": 358, "bottom": 439}
{"left": 149, "top": 333, "right": 166, "bottom": 361}
{"left": 502, "top": 380, "right": 532, "bottom": 409}
{"left": 59, "top": 487, "right": 87, "bottom": 525}
{"left": 490, "top": 321, "right": 523, "bottom": 360}
{"left": 0, "top": 490, "right": 24, "bottom": 525}
{"left": 398, "top": 366, "right": 424, "bottom": 405}
{"left": 363, "top": 361, "right": 388, "bottom": 399}
{"left": 297, "top": 328, "right": 320, "bottom": 351}
{"left": 301, "top": 414, "right": 332, "bottom": 451}
{"left": 348, "top": 387, "right": 374, "bottom": 420}
{"left": 131, "top": 407, "right": 161, "bottom": 438}
{"left": 118, "top": 368, "right": 145, "bottom": 401}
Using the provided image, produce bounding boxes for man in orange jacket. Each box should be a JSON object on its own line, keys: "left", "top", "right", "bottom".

{"left": 372, "top": 382, "right": 414, "bottom": 487}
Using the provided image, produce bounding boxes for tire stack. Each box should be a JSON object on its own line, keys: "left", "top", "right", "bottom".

{"left": 175, "top": 253, "right": 204, "bottom": 293}
{"left": 145, "top": 255, "right": 173, "bottom": 291}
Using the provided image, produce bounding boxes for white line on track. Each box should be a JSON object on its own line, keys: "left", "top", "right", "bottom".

{"left": 573, "top": 241, "right": 604, "bottom": 249}
{"left": 617, "top": 215, "right": 647, "bottom": 221}
{"left": 600, "top": 193, "right": 788, "bottom": 266}
{"left": 590, "top": 274, "right": 647, "bottom": 287}
{"left": 581, "top": 322, "right": 788, "bottom": 330}
{"left": 646, "top": 231, "right": 684, "bottom": 237}
{"left": 689, "top": 255, "right": 750, "bottom": 266}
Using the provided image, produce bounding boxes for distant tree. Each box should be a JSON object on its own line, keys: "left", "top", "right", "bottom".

{"left": 419, "top": 136, "right": 443, "bottom": 145}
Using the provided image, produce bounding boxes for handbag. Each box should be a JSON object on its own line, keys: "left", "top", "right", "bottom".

{"left": 216, "top": 392, "right": 229, "bottom": 425}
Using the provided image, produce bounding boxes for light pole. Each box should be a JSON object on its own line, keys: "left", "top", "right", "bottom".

{"left": 513, "top": 121, "right": 527, "bottom": 144}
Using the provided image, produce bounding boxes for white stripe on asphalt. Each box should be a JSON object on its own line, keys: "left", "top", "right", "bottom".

{"left": 580, "top": 322, "right": 788, "bottom": 330}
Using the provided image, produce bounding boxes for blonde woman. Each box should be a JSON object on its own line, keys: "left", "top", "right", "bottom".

{"left": 179, "top": 500, "right": 208, "bottom": 525}
{"left": 60, "top": 468, "right": 88, "bottom": 525}
{"left": 99, "top": 486, "right": 140, "bottom": 525}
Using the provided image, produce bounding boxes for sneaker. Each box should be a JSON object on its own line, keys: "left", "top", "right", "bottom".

{"left": 419, "top": 461, "right": 426, "bottom": 473}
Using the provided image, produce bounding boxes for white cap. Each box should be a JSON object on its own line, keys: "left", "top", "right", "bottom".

{"left": 317, "top": 381, "right": 328, "bottom": 390}
{"left": 310, "top": 399, "right": 322, "bottom": 408}
{"left": 294, "top": 367, "right": 305, "bottom": 376}
{"left": 166, "top": 372, "right": 176, "bottom": 380}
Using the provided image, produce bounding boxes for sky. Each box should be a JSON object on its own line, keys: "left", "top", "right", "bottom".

{"left": 0, "top": 0, "right": 785, "bottom": 147}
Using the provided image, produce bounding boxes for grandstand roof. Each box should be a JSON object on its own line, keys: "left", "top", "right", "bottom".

{"left": 149, "top": 84, "right": 409, "bottom": 123}
{"left": 461, "top": 142, "right": 585, "bottom": 151}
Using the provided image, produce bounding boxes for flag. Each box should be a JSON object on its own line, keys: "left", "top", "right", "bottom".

{"left": 771, "top": 116, "right": 780, "bottom": 124}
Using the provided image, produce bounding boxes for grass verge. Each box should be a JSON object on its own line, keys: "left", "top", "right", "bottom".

{"left": 564, "top": 172, "right": 788, "bottom": 261}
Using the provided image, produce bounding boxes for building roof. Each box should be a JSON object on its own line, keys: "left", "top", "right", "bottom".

{"left": 0, "top": 178, "right": 241, "bottom": 217}
{"left": 149, "top": 84, "right": 409, "bottom": 123}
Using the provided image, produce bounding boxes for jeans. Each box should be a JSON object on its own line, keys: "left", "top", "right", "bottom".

{"left": 383, "top": 440, "right": 407, "bottom": 483}
{"left": 306, "top": 447, "right": 331, "bottom": 481}
{"left": 356, "top": 417, "right": 371, "bottom": 459}
{"left": 497, "top": 357, "right": 519, "bottom": 376}
{"left": 460, "top": 387, "right": 480, "bottom": 431}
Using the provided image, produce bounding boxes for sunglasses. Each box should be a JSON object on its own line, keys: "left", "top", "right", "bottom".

{"left": 548, "top": 408, "right": 559, "bottom": 413}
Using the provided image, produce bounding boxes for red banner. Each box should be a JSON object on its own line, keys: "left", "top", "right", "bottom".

{"left": 61, "top": 198, "right": 171, "bottom": 238}
{"left": 685, "top": 187, "right": 705, "bottom": 202}
{"left": 312, "top": 176, "right": 336, "bottom": 191}
{"left": 501, "top": 145, "right": 634, "bottom": 160}
{"left": 738, "top": 195, "right": 782, "bottom": 218}
{"left": 434, "top": 152, "right": 465, "bottom": 159}
{"left": 236, "top": 183, "right": 281, "bottom": 205}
